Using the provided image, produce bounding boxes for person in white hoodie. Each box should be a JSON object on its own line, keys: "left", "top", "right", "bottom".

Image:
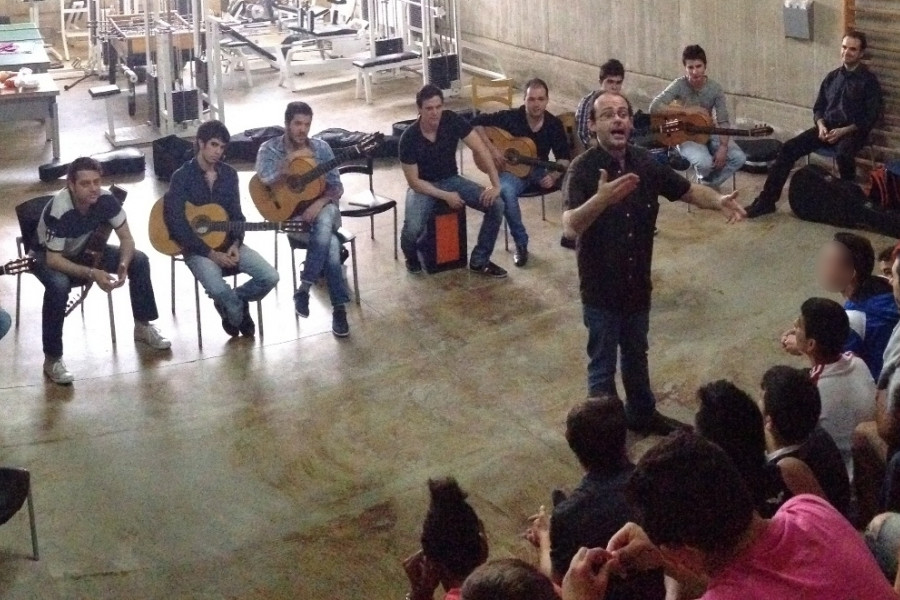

{"left": 795, "top": 297, "right": 876, "bottom": 480}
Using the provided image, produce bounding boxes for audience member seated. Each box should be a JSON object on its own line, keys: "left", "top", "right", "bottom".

{"left": 460, "top": 559, "right": 557, "bottom": 600}
{"left": 794, "top": 297, "right": 876, "bottom": 477}
{"left": 0, "top": 307, "right": 9, "bottom": 341}
{"left": 404, "top": 478, "right": 488, "bottom": 600}
{"left": 865, "top": 511, "right": 900, "bottom": 586}
{"left": 525, "top": 396, "right": 665, "bottom": 599}
{"left": 761, "top": 365, "right": 852, "bottom": 518}
{"left": 695, "top": 380, "right": 824, "bottom": 517}
{"left": 782, "top": 233, "right": 899, "bottom": 378}
{"left": 876, "top": 248, "right": 900, "bottom": 511}
{"left": 574, "top": 59, "right": 626, "bottom": 155}
{"left": 559, "top": 433, "right": 896, "bottom": 600}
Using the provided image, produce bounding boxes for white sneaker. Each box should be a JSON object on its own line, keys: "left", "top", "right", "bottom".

{"left": 43, "top": 358, "right": 74, "bottom": 385}
{"left": 134, "top": 323, "right": 171, "bottom": 350}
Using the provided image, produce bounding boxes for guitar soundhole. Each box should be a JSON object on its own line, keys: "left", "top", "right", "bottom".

{"left": 193, "top": 216, "right": 211, "bottom": 235}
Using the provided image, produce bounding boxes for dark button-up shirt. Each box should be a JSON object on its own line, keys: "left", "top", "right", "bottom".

{"left": 471, "top": 105, "right": 571, "bottom": 164}
{"left": 813, "top": 65, "right": 882, "bottom": 134}
{"left": 564, "top": 144, "right": 691, "bottom": 313}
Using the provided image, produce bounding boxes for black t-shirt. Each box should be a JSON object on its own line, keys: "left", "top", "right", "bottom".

{"left": 471, "top": 105, "right": 571, "bottom": 162}
{"left": 563, "top": 144, "right": 691, "bottom": 313}
{"left": 398, "top": 110, "right": 473, "bottom": 182}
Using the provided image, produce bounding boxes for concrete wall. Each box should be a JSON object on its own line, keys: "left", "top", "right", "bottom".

{"left": 461, "top": 0, "right": 847, "bottom": 136}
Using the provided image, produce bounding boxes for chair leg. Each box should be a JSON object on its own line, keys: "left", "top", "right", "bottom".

{"left": 273, "top": 231, "right": 279, "bottom": 271}
{"left": 393, "top": 206, "right": 398, "bottom": 261}
{"left": 256, "top": 300, "right": 263, "bottom": 338}
{"left": 290, "top": 247, "right": 298, "bottom": 292}
{"left": 170, "top": 256, "right": 176, "bottom": 315}
{"left": 107, "top": 293, "right": 116, "bottom": 346}
{"left": 15, "top": 273, "right": 21, "bottom": 328}
{"left": 350, "top": 238, "right": 360, "bottom": 305}
{"left": 541, "top": 194, "right": 546, "bottom": 221}
{"left": 26, "top": 488, "right": 38, "bottom": 561}
{"left": 369, "top": 214, "right": 375, "bottom": 240}
{"left": 194, "top": 277, "right": 203, "bottom": 350}
{"left": 504, "top": 220, "right": 509, "bottom": 252}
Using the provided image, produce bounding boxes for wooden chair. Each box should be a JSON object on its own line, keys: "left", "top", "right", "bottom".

{"left": 471, "top": 76, "right": 514, "bottom": 114}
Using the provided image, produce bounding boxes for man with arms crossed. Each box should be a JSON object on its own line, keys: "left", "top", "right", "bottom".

{"left": 34, "top": 157, "right": 170, "bottom": 384}
{"left": 563, "top": 92, "right": 745, "bottom": 435}
{"left": 400, "top": 84, "right": 506, "bottom": 278}
{"left": 471, "top": 77, "right": 571, "bottom": 267}
{"left": 746, "top": 31, "right": 882, "bottom": 218}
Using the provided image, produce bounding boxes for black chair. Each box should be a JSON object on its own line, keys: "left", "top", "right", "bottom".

{"left": 338, "top": 159, "right": 398, "bottom": 261}
{"left": 0, "top": 468, "right": 39, "bottom": 560}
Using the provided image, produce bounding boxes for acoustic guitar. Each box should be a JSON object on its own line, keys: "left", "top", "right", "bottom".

{"left": 0, "top": 256, "right": 36, "bottom": 276}
{"left": 474, "top": 126, "right": 568, "bottom": 179}
{"left": 148, "top": 198, "right": 311, "bottom": 256}
{"left": 249, "top": 133, "right": 385, "bottom": 222}
{"left": 651, "top": 105, "right": 773, "bottom": 147}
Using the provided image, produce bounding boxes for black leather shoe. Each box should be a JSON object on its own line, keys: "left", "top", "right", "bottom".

{"left": 627, "top": 411, "right": 693, "bottom": 437}
{"left": 513, "top": 245, "right": 528, "bottom": 267}
{"left": 560, "top": 235, "right": 576, "bottom": 250}
{"left": 745, "top": 198, "right": 777, "bottom": 219}
{"left": 213, "top": 301, "right": 239, "bottom": 337}
{"left": 238, "top": 301, "right": 255, "bottom": 337}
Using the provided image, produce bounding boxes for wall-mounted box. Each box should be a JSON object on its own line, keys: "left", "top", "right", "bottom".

{"left": 784, "top": 1, "right": 814, "bottom": 40}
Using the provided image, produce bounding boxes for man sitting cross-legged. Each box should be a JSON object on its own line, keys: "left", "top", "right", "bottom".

{"left": 165, "top": 119, "right": 279, "bottom": 338}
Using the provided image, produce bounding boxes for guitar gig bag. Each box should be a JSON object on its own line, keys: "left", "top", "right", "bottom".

{"left": 788, "top": 165, "right": 866, "bottom": 228}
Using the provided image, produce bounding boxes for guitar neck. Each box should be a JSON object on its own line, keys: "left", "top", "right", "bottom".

{"left": 685, "top": 125, "right": 756, "bottom": 137}
{"left": 291, "top": 147, "right": 357, "bottom": 189}
{"left": 512, "top": 155, "right": 567, "bottom": 173}
{"left": 207, "top": 221, "right": 285, "bottom": 233}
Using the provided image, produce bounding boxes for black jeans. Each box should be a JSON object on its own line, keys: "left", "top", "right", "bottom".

{"left": 758, "top": 126, "right": 867, "bottom": 205}
{"left": 32, "top": 245, "right": 159, "bottom": 358}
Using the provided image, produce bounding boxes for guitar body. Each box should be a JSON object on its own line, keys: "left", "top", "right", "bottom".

{"left": 149, "top": 198, "right": 230, "bottom": 256}
{"left": 651, "top": 106, "right": 713, "bottom": 146}
{"left": 475, "top": 126, "right": 567, "bottom": 178}
{"left": 249, "top": 156, "right": 325, "bottom": 222}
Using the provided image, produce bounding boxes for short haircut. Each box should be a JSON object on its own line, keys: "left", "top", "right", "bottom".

{"left": 878, "top": 245, "right": 896, "bottom": 264}
{"left": 196, "top": 119, "right": 230, "bottom": 145}
{"left": 589, "top": 92, "right": 634, "bottom": 121}
{"left": 845, "top": 29, "right": 868, "bottom": 51}
{"left": 800, "top": 297, "right": 850, "bottom": 358}
{"left": 682, "top": 44, "right": 707, "bottom": 65}
{"left": 834, "top": 232, "right": 875, "bottom": 285}
{"left": 67, "top": 156, "right": 102, "bottom": 183}
{"left": 626, "top": 432, "right": 754, "bottom": 555}
{"left": 599, "top": 58, "right": 625, "bottom": 82}
{"left": 523, "top": 77, "right": 549, "bottom": 97}
{"left": 421, "top": 477, "right": 484, "bottom": 580}
{"left": 565, "top": 395, "right": 627, "bottom": 473}
{"left": 416, "top": 84, "right": 444, "bottom": 108}
{"left": 761, "top": 365, "right": 822, "bottom": 445}
{"left": 284, "top": 101, "right": 313, "bottom": 125}
{"left": 460, "top": 559, "right": 557, "bottom": 600}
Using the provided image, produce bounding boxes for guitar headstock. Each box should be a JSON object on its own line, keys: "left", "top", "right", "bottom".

{"left": 350, "top": 132, "right": 386, "bottom": 157}
{"left": 659, "top": 119, "right": 686, "bottom": 135}
{"left": 749, "top": 125, "right": 774, "bottom": 137}
{"left": 1, "top": 256, "right": 36, "bottom": 275}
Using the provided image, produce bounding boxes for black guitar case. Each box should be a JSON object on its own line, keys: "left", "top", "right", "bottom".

{"left": 788, "top": 165, "right": 867, "bottom": 228}
{"left": 38, "top": 147, "right": 146, "bottom": 183}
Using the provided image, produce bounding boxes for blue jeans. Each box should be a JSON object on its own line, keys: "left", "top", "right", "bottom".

{"left": 32, "top": 245, "right": 159, "bottom": 358}
{"left": 583, "top": 304, "right": 655, "bottom": 424}
{"left": 678, "top": 135, "right": 746, "bottom": 188}
{"left": 401, "top": 175, "right": 503, "bottom": 267}
{"left": 0, "top": 308, "right": 10, "bottom": 341}
{"left": 289, "top": 203, "right": 350, "bottom": 307}
{"left": 499, "top": 169, "right": 548, "bottom": 248}
{"left": 185, "top": 244, "right": 279, "bottom": 326}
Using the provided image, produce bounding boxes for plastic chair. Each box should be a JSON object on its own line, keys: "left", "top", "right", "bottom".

{"left": 0, "top": 467, "right": 39, "bottom": 560}
{"left": 338, "top": 159, "right": 398, "bottom": 261}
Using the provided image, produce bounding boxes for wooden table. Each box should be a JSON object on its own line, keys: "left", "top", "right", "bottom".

{"left": 0, "top": 73, "right": 61, "bottom": 159}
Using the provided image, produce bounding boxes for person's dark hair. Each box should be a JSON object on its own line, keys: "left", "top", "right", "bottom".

{"left": 626, "top": 432, "right": 754, "bottom": 554}
{"left": 800, "top": 297, "right": 850, "bottom": 359}
{"left": 845, "top": 29, "right": 868, "bottom": 51}
{"left": 833, "top": 232, "right": 889, "bottom": 301}
{"left": 67, "top": 156, "right": 102, "bottom": 183}
{"left": 589, "top": 92, "right": 634, "bottom": 120}
{"left": 695, "top": 380, "right": 769, "bottom": 509}
{"left": 421, "top": 477, "right": 485, "bottom": 580}
{"left": 565, "top": 395, "right": 627, "bottom": 473}
{"left": 523, "top": 77, "right": 549, "bottom": 97}
{"left": 460, "top": 559, "right": 557, "bottom": 600}
{"left": 284, "top": 101, "right": 313, "bottom": 125}
{"left": 682, "top": 44, "right": 707, "bottom": 65}
{"left": 416, "top": 84, "right": 444, "bottom": 108}
{"left": 879, "top": 245, "right": 896, "bottom": 264}
{"left": 761, "top": 365, "right": 822, "bottom": 445}
{"left": 598, "top": 58, "right": 625, "bottom": 82}
{"left": 196, "top": 119, "right": 230, "bottom": 146}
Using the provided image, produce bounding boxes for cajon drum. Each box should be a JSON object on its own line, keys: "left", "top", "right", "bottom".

{"left": 421, "top": 203, "right": 467, "bottom": 274}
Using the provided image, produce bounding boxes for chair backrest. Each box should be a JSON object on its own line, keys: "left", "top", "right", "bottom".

{"left": 557, "top": 111, "right": 577, "bottom": 155}
{"left": 338, "top": 158, "right": 374, "bottom": 191}
{"left": 471, "top": 76, "right": 514, "bottom": 113}
{"left": 0, "top": 468, "right": 30, "bottom": 526}
{"left": 15, "top": 195, "right": 54, "bottom": 255}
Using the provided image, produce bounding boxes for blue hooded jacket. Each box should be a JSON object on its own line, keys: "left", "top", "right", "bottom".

{"left": 845, "top": 284, "right": 900, "bottom": 379}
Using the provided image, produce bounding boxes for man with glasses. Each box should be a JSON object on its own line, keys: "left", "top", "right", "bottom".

{"left": 562, "top": 92, "right": 745, "bottom": 436}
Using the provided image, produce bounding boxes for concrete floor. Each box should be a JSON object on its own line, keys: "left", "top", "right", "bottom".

{"left": 0, "top": 58, "right": 893, "bottom": 599}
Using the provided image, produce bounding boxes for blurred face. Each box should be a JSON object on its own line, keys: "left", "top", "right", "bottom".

{"left": 69, "top": 169, "right": 102, "bottom": 209}
{"left": 419, "top": 95, "right": 443, "bottom": 129}
{"left": 287, "top": 114, "right": 312, "bottom": 146}
{"left": 197, "top": 137, "right": 226, "bottom": 165}
{"left": 841, "top": 36, "right": 863, "bottom": 68}
{"left": 684, "top": 59, "right": 707, "bottom": 85}
{"left": 817, "top": 241, "right": 854, "bottom": 293}
{"left": 589, "top": 94, "right": 632, "bottom": 153}
{"left": 599, "top": 75, "right": 624, "bottom": 94}
{"left": 524, "top": 84, "right": 549, "bottom": 119}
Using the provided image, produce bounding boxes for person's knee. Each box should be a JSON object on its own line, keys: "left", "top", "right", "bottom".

{"left": 129, "top": 250, "right": 150, "bottom": 273}
{"left": 262, "top": 267, "right": 280, "bottom": 289}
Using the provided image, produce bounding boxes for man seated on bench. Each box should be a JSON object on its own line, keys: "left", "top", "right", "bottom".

{"left": 399, "top": 84, "right": 506, "bottom": 277}
{"left": 471, "top": 78, "right": 571, "bottom": 267}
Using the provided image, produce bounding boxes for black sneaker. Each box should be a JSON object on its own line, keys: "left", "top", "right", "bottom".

{"left": 213, "top": 300, "right": 239, "bottom": 337}
{"left": 513, "top": 245, "right": 529, "bottom": 267}
{"left": 627, "top": 411, "right": 693, "bottom": 437}
{"left": 405, "top": 256, "right": 422, "bottom": 274}
{"left": 560, "top": 235, "right": 576, "bottom": 250}
{"left": 745, "top": 198, "right": 777, "bottom": 219}
{"left": 293, "top": 289, "right": 310, "bottom": 318}
{"left": 340, "top": 247, "right": 350, "bottom": 265}
{"left": 332, "top": 307, "right": 350, "bottom": 337}
{"left": 469, "top": 261, "right": 508, "bottom": 278}
{"left": 238, "top": 301, "right": 255, "bottom": 337}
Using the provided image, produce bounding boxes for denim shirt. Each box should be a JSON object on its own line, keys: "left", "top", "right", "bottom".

{"left": 255, "top": 135, "right": 344, "bottom": 202}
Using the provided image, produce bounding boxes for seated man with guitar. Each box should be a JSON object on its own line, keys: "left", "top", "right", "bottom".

{"left": 400, "top": 84, "right": 505, "bottom": 277}
{"left": 471, "top": 77, "right": 571, "bottom": 267}
{"left": 254, "top": 101, "right": 351, "bottom": 337}
{"left": 33, "top": 157, "right": 170, "bottom": 385}
{"left": 649, "top": 44, "right": 746, "bottom": 189}
{"left": 574, "top": 58, "right": 625, "bottom": 155}
{"left": 163, "top": 120, "right": 279, "bottom": 338}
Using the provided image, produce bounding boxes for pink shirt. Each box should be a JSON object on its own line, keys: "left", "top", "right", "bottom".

{"left": 704, "top": 495, "right": 895, "bottom": 600}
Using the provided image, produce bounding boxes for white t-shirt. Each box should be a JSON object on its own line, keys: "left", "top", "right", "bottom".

{"left": 811, "top": 353, "right": 876, "bottom": 479}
